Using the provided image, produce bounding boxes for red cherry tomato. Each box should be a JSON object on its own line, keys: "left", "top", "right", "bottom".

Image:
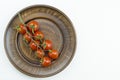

{"left": 23, "top": 33, "right": 31, "bottom": 43}
{"left": 48, "top": 50, "right": 59, "bottom": 59}
{"left": 29, "top": 41, "right": 40, "bottom": 51}
{"left": 35, "top": 49, "right": 45, "bottom": 59}
{"left": 41, "top": 57, "right": 51, "bottom": 67}
{"left": 27, "top": 20, "right": 39, "bottom": 34}
{"left": 43, "top": 40, "right": 52, "bottom": 50}
{"left": 17, "top": 24, "right": 26, "bottom": 34}
{"left": 34, "top": 31, "right": 44, "bottom": 40}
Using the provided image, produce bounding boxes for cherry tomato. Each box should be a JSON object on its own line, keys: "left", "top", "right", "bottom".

{"left": 48, "top": 50, "right": 59, "bottom": 59}
{"left": 16, "top": 24, "right": 26, "bottom": 34}
{"left": 23, "top": 33, "right": 31, "bottom": 43}
{"left": 29, "top": 41, "right": 40, "bottom": 51}
{"left": 34, "top": 31, "right": 44, "bottom": 40}
{"left": 27, "top": 20, "right": 39, "bottom": 34}
{"left": 43, "top": 40, "right": 52, "bottom": 50}
{"left": 41, "top": 57, "right": 51, "bottom": 67}
{"left": 35, "top": 49, "right": 45, "bottom": 59}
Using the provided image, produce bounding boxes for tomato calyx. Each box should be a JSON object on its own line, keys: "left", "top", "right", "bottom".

{"left": 43, "top": 44, "right": 47, "bottom": 50}
{"left": 27, "top": 20, "right": 39, "bottom": 34}
{"left": 41, "top": 40, "right": 52, "bottom": 50}
{"left": 34, "top": 31, "right": 44, "bottom": 41}
{"left": 15, "top": 24, "right": 27, "bottom": 35}
{"left": 48, "top": 50, "right": 52, "bottom": 52}
{"left": 30, "top": 25, "right": 35, "bottom": 34}
{"left": 16, "top": 25, "right": 21, "bottom": 31}
{"left": 40, "top": 58, "right": 43, "bottom": 63}
{"left": 23, "top": 37, "right": 28, "bottom": 43}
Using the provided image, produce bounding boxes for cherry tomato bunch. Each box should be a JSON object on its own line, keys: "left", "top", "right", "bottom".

{"left": 16, "top": 20, "right": 59, "bottom": 67}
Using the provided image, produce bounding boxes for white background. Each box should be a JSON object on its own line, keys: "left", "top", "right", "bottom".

{"left": 1, "top": 0, "right": 120, "bottom": 80}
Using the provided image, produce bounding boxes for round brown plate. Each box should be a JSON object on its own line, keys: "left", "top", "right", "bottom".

{"left": 4, "top": 5, "right": 76, "bottom": 77}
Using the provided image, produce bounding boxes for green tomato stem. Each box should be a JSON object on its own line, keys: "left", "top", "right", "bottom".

{"left": 18, "top": 13, "right": 25, "bottom": 26}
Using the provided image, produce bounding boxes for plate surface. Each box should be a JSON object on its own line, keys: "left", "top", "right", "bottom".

{"left": 4, "top": 5, "right": 76, "bottom": 77}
